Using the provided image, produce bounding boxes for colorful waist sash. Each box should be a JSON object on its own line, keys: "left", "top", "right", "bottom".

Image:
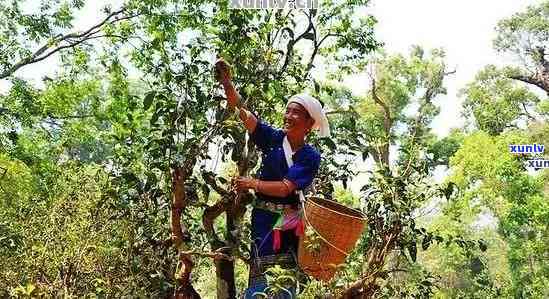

{"left": 254, "top": 200, "right": 304, "bottom": 252}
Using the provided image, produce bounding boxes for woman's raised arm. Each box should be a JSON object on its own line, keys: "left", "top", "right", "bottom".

{"left": 215, "top": 58, "right": 257, "bottom": 134}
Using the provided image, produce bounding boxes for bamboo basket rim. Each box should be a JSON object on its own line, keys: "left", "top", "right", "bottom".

{"left": 305, "top": 196, "right": 366, "bottom": 221}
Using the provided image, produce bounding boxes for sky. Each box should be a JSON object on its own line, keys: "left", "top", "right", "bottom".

{"left": 346, "top": 0, "right": 542, "bottom": 137}
{"left": 340, "top": 0, "right": 542, "bottom": 194}
{"left": 0, "top": 0, "right": 121, "bottom": 93}
{"left": 342, "top": 0, "right": 542, "bottom": 221}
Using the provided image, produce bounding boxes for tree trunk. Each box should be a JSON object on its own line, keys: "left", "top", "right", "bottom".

{"left": 215, "top": 255, "right": 237, "bottom": 299}
{"left": 171, "top": 166, "right": 201, "bottom": 299}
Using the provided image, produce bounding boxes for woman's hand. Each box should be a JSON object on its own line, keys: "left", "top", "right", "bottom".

{"left": 215, "top": 58, "right": 232, "bottom": 84}
{"left": 233, "top": 177, "right": 298, "bottom": 198}
{"left": 214, "top": 56, "right": 258, "bottom": 133}
{"left": 233, "top": 177, "right": 258, "bottom": 192}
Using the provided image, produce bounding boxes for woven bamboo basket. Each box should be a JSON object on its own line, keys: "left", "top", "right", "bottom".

{"left": 298, "top": 197, "right": 366, "bottom": 282}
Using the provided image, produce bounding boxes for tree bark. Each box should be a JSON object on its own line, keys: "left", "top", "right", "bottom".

{"left": 510, "top": 72, "right": 549, "bottom": 95}
{"left": 510, "top": 47, "right": 549, "bottom": 95}
{"left": 171, "top": 166, "right": 201, "bottom": 299}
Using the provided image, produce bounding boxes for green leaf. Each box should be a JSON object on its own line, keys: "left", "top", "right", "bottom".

{"left": 175, "top": 75, "right": 185, "bottom": 84}
{"left": 478, "top": 240, "right": 488, "bottom": 252}
{"left": 143, "top": 91, "right": 156, "bottom": 110}
{"left": 163, "top": 71, "right": 172, "bottom": 83}
{"left": 217, "top": 176, "right": 228, "bottom": 184}
{"left": 408, "top": 242, "right": 417, "bottom": 262}
{"left": 322, "top": 137, "right": 337, "bottom": 151}
{"left": 150, "top": 114, "right": 159, "bottom": 125}
{"left": 421, "top": 234, "right": 432, "bottom": 251}
{"left": 302, "top": 32, "right": 315, "bottom": 41}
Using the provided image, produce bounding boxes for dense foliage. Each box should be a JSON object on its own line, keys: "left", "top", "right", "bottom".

{"left": 0, "top": 0, "right": 547, "bottom": 298}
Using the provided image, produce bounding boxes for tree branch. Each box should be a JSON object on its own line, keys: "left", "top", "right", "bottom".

{"left": 201, "top": 171, "right": 230, "bottom": 197}
{"left": 305, "top": 18, "right": 319, "bottom": 73}
{"left": 510, "top": 73, "right": 549, "bottom": 94}
{"left": 278, "top": 10, "right": 315, "bottom": 77}
{"left": 46, "top": 113, "right": 95, "bottom": 120}
{"left": 370, "top": 78, "right": 392, "bottom": 135}
{"left": 318, "top": 33, "right": 340, "bottom": 48}
{"left": 181, "top": 248, "right": 234, "bottom": 261}
{"left": 171, "top": 165, "right": 199, "bottom": 299}
{"left": 202, "top": 195, "right": 232, "bottom": 248}
{"left": 0, "top": 8, "right": 140, "bottom": 79}
{"left": 370, "top": 77, "right": 391, "bottom": 166}
{"left": 521, "top": 102, "right": 537, "bottom": 121}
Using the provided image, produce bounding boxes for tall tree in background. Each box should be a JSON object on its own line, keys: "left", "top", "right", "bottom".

{"left": 448, "top": 1, "right": 549, "bottom": 297}
{"left": 317, "top": 47, "right": 489, "bottom": 298}
{"left": 493, "top": 1, "right": 549, "bottom": 94}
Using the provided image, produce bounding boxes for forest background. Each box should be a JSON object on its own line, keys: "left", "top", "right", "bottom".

{"left": 0, "top": 0, "right": 547, "bottom": 298}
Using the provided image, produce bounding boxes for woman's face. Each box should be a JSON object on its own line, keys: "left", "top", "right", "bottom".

{"left": 283, "top": 102, "right": 314, "bottom": 136}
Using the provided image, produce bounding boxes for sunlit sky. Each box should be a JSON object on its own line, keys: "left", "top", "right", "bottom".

{"left": 357, "top": 0, "right": 542, "bottom": 137}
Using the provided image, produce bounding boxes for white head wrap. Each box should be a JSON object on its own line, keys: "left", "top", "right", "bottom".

{"left": 286, "top": 93, "right": 331, "bottom": 137}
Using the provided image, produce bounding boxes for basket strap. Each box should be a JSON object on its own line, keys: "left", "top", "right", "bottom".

{"left": 282, "top": 136, "right": 306, "bottom": 204}
{"left": 300, "top": 200, "right": 350, "bottom": 256}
